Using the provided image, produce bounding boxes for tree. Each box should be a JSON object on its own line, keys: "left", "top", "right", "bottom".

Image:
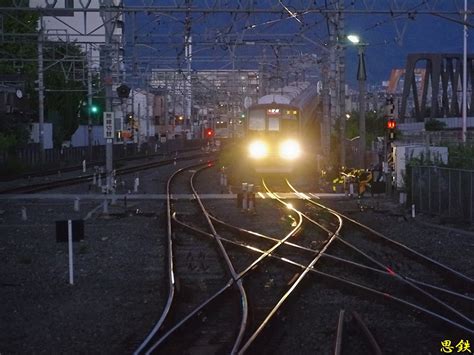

{"left": 0, "top": 0, "right": 38, "bottom": 152}
{"left": 0, "top": 1, "right": 89, "bottom": 149}
{"left": 344, "top": 109, "right": 386, "bottom": 143}
{"left": 425, "top": 119, "right": 446, "bottom": 131}
{"left": 43, "top": 42, "right": 87, "bottom": 146}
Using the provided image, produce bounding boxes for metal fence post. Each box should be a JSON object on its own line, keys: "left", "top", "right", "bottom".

{"left": 448, "top": 169, "right": 451, "bottom": 218}
{"left": 439, "top": 169, "right": 441, "bottom": 216}
{"left": 471, "top": 172, "right": 473, "bottom": 223}
{"left": 428, "top": 167, "right": 431, "bottom": 213}
{"left": 419, "top": 167, "right": 422, "bottom": 211}
{"left": 458, "top": 170, "right": 462, "bottom": 219}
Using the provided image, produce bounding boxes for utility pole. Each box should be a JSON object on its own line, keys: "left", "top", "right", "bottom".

{"left": 101, "top": 0, "right": 114, "bottom": 191}
{"left": 338, "top": 0, "right": 346, "bottom": 167}
{"left": 145, "top": 79, "right": 150, "bottom": 144}
{"left": 37, "top": 17, "right": 45, "bottom": 162}
{"left": 357, "top": 45, "right": 367, "bottom": 168}
{"left": 321, "top": 53, "right": 331, "bottom": 162}
{"left": 462, "top": 0, "right": 468, "bottom": 143}
{"left": 185, "top": 0, "right": 192, "bottom": 138}
{"left": 87, "top": 45, "right": 93, "bottom": 160}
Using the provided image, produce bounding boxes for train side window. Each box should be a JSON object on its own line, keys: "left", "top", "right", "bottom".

{"left": 268, "top": 117, "right": 280, "bottom": 131}
{"left": 248, "top": 109, "right": 265, "bottom": 131}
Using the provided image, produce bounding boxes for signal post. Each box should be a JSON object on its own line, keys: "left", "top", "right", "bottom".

{"left": 384, "top": 97, "right": 397, "bottom": 196}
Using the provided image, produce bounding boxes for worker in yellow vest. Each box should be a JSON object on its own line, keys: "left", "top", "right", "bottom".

{"left": 358, "top": 170, "right": 372, "bottom": 198}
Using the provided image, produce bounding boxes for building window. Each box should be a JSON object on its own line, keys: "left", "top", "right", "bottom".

{"left": 65, "top": 0, "right": 74, "bottom": 8}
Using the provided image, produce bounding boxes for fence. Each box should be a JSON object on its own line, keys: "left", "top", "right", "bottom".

{"left": 0, "top": 138, "right": 206, "bottom": 174}
{"left": 408, "top": 165, "right": 474, "bottom": 223}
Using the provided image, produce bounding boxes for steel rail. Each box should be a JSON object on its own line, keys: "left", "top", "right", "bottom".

{"left": 148, "top": 189, "right": 303, "bottom": 353}
{"left": 335, "top": 235, "right": 473, "bottom": 326}
{"left": 209, "top": 214, "right": 474, "bottom": 303}
{"left": 173, "top": 215, "right": 474, "bottom": 336}
{"left": 334, "top": 310, "right": 345, "bottom": 355}
{"left": 286, "top": 180, "right": 474, "bottom": 283}
{"left": 285, "top": 179, "right": 474, "bottom": 284}
{"left": 134, "top": 163, "right": 202, "bottom": 355}
{"left": 0, "top": 153, "right": 209, "bottom": 194}
{"left": 145, "top": 278, "right": 236, "bottom": 354}
{"left": 190, "top": 164, "right": 249, "bottom": 354}
{"left": 285, "top": 180, "right": 473, "bottom": 327}
{"left": 237, "top": 178, "right": 343, "bottom": 354}
{"left": 1, "top": 147, "right": 201, "bottom": 182}
{"left": 352, "top": 311, "right": 383, "bottom": 355}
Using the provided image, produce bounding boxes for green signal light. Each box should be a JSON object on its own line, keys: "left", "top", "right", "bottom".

{"left": 241, "top": 113, "right": 245, "bottom": 118}
{"left": 91, "top": 105, "right": 99, "bottom": 114}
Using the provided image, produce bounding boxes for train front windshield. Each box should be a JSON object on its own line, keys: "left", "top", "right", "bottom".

{"left": 248, "top": 107, "right": 299, "bottom": 135}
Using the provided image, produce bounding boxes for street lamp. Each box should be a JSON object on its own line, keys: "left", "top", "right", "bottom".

{"left": 348, "top": 34, "right": 367, "bottom": 168}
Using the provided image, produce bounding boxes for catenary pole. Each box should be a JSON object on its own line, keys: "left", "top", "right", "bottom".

{"left": 38, "top": 17, "right": 45, "bottom": 162}
{"left": 357, "top": 45, "right": 367, "bottom": 168}
{"left": 462, "top": 0, "right": 468, "bottom": 143}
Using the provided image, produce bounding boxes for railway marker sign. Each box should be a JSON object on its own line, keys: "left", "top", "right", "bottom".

{"left": 103, "top": 112, "right": 115, "bottom": 139}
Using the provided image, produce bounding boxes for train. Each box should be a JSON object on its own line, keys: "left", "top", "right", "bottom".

{"left": 225, "top": 82, "right": 320, "bottom": 183}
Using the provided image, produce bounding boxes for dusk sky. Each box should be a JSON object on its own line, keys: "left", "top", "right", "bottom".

{"left": 124, "top": 1, "right": 473, "bottom": 88}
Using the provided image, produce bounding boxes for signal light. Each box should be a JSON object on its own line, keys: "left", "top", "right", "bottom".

{"left": 90, "top": 105, "right": 99, "bottom": 114}
{"left": 116, "top": 84, "right": 131, "bottom": 98}
{"left": 387, "top": 119, "right": 396, "bottom": 130}
{"left": 205, "top": 128, "right": 214, "bottom": 138}
{"left": 387, "top": 119, "right": 396, "bottom": 141}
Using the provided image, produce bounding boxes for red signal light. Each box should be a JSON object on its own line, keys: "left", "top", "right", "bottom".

{"left": 205, "top": 128, "right": 214, "bottom": 138}
{"left": 387, "top": 119, "right": 396, "bottom": 130}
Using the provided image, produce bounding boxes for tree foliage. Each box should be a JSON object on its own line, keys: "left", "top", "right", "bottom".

{"left": 0, "top": 0, "right": 38, "bottom": 79}
{"left": 425, "top": 118, "right": 446, "bottom": 131}
{"left": 43, "top": 42, "right": 87, "bottom": 146}
{"left": 0, "top": 1, "right": 89, "bottom": 148}
{"left": 344, "top": 110, "right": 386, "bottom": 143}
{"left": 0, "top": 0, "right": 38, "bottom": 152}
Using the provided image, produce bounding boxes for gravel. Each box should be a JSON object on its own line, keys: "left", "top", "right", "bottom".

{"left": 1, "top": 165, "right": 472, "bottom": 354}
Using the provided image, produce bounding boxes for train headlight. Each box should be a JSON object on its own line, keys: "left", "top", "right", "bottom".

{"left": 279, "top": 140, "right": 301, "bottom": 160}
{"left": 248, "top": 140, "right": 268, "bottom": 159}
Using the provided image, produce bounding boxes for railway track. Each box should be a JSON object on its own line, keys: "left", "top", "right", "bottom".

{"left": 134, "top": 165, "right": 343, "bottom": 354}
{"left": 0, "top": 152, "right": 211, "bottom": 194}
{"left": 133, "top": 162, "right": 245, "bottom": 354}
{"left": 284, "top": 179, "right": 473, "bottom": 309}
{"left": 133, "top": 166, "right": 472, "bottom": 353}
{"left": 0, "top": 146, "right": 204, "bottom": 182}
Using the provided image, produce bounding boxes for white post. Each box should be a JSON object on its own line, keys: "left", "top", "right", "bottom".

{"left": 411, "top": 204, "right": 416, "bottom": 218}
{"left": 68, "top": 220, "right": 74, "bottom": 285}
{"left": 21, "top": 207, "right": 27, "bottom": 221}
{"left": 248, "top": 184, "right": 254, "bottom": 212}
{"left": 134, "top": 177, "right": 139, "bottom": 192}
{"left": 242, "top": 183, "right": 248, "bottom": 210}
{"left": 92, "top": 173, "right": 97, "bottom": 185}
{"left": 82, "top": 159, "right": 86, "bottom": 173}
{"left": 74, "top": 197, "right": 80, "bottom": 212}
